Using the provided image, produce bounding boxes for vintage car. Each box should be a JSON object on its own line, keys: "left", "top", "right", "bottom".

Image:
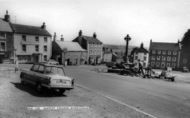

{"left": 46, "top": 59, "right": 59, "bottom": 65}
{"left": 159, "top": 70, "right": 175, "bottom": 82}
{"left": 20, "top": 63, "right": 74, "bottom": 94}
{"left": 182, "top": 67, "right": 189, "bottom": 72}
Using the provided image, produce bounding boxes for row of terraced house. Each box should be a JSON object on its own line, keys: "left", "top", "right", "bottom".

{"left": 0, "top": 11, "right": 188, "bottom": 69}
{"left": 0, "top": 11, "right": 103, "bottom": 65}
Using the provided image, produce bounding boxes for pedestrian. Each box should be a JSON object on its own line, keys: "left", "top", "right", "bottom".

{"left": 146, "top": 63, "right": 152, "bottom": 78}
{"left": 15, "top": 59, "right": 19, "bottom": 73}
{"left": 138, "top": 60, "right": 144, "bottom": 76}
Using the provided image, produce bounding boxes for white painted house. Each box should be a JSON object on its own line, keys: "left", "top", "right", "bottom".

{"left": 131, "top": 43, "right": 149, "bottom": 67}
{"left": 11, "top": 23, "right": 52, "bottom": 63}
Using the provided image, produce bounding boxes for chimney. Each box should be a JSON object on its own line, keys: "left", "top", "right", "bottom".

{"left": 79, "top": 30, "right": 82, "bottom": 36}
{"left": 4, "top": 10, "right": 10, "bottom": 22}
{"left": 93, "top": 32, "right": 97, "bottom": 38}
{"left": 140, "top": 43, "right": 144, "bottom": 48}
{"left": 60, "top": 35, "right": 64, "bottom": 41}
{"left": 41, "top": 22, "right": 46, "bottom": 29}
{"left": 53, "top": 32, "right": 56, "bottom": 41}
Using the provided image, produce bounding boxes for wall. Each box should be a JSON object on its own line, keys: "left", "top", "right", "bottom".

{"left": 133, "top": 52, "right": 149, "bottom": 67}
{"left": 88, "top": 43, "right": 103, "bottom": 64}
{"left": 14, "top": 34, "right": 51, "bottom": 62}
{"left": 62, "top": 51, "right": 87, "bottom": 65}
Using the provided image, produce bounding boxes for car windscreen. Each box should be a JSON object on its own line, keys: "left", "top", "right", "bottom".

{"left": 45, "top": 67, "right": 65, "bottom": 75}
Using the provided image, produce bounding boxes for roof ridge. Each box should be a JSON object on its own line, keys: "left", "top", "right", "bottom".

{"left": 12, "top": 23, "right": 41, "bottom": 28}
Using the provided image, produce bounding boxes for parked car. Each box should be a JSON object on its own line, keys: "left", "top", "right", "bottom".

{"left": 120, "top": 63, "right": 137, "bottom": 76}
{"left": 46, "top": 59, "right": 59, "bottom": 65}
{"left": 159, "top": 70, "right": 175, "bottom": 82}
{"left": 182, "top": 67, "right": 189, "bottom": 72}
{"left": 20, "top": 63, "right": 74, "bottom": 94}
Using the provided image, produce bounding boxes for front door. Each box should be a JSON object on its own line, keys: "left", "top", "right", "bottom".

{"left": 33, "top": 55, "right": 39, "bottom": 63}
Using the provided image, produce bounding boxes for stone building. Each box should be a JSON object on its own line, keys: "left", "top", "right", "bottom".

{"left": 52, "top": 35, "right": 87, "bottom": 65}
{"left": 0, "top": 11, "right": 14, "bottom": 63}
{"left": 131, "top": 43, "right": 149, "bottom": 67}
{"left": 73, "top": 30, "right": 103, "bottom": 64}
{"left": 149, "top": 40, "right": 181, "bottom": 69}
{"left": 11, "top": 22, "right": 52, "bottom": 63}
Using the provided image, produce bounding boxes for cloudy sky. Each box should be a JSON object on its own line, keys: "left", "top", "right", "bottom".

{"left": 1, "top": 0, "right": 190, "bottom": 47}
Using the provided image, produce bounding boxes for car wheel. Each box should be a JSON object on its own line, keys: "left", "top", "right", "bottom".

{"left": 21, "top": 80, "right": 25, "bottom": 85}
{"left": 171, "top": 78, "right": 175, "bottom": 82}
{"left": 58, "top": 89, "right": 65, "bottom": 95}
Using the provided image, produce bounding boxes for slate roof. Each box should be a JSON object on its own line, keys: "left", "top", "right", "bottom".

{"left": 150, "top": 42, "right": 180, "bottom": 51}
{"left": 74, "top": 35, "right": 102, "bottom": 44}
{"left": 0, "top": 18, "right": 12, "bottom": 32}
{"left": 131, "top": 47, "right": 148, "bottom": 54}
{"left": 55, "top": 41, "right": 86, "bottom": 52}
{"left": 11, "top": 23, "right": 51, "bottom": 36}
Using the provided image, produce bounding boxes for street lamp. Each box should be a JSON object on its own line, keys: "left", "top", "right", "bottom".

{"left": 124, "top": 34, "right": 131, "bottom": 63}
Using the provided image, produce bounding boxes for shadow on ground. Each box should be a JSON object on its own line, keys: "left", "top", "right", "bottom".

{"left": 11, "top": 82, "right": 67, "bottom": 97}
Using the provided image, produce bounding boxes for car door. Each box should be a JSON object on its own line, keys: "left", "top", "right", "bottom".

{"left": 35, "top": 65, "right": 47, "bottom": 84}
{"left": 28, "top": 64, "right": 40, "bottom": 84}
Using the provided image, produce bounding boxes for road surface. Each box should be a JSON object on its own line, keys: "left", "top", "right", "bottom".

{"left": 65, "top": 66, "right": 190, "bottom": 118}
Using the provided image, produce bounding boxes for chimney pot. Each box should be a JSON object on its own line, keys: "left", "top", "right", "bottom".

{"left": 41, "top": 22, "right": 46, "bottom": 29}
{"left": 93, "top": 32, "right": 97, "bottom": 38}
{"left": 79, "top": 30, "right": 82, "bottom": 36}
{"left": 60, "top": 35, "right": 64, "bottom": 41}
{"left": 4, "top": 10, "right": 10, "bottom": 22}
{"left": 53, "top": 32, "right": 56, "bottom": 41}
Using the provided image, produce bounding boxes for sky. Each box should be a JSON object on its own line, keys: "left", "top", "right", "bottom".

{"left": 1, "top": 0, "right": 190, "bottom": 47}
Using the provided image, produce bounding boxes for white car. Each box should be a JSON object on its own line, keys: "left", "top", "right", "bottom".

{"left": 46, "top": 59, "right": 59, "bottom": 65}
{"left": 20, "top": 63, "right": 74, "bottom": 94}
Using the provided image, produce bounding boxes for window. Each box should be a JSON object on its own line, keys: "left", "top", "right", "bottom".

{"left": 22, "top": 35, "right": 26, "bottom": 41}
{"left": 157, "top": 56, "right": 160, "bottom": 60}
{"left": 44, "top": 55, "right": 47, "bottom": 61}
{"left": 0, "top": 42, "right": 6, "bottom": 51}
{"left": 168, "top": 51, "right": 171, "bottom": 55}
{"left": 172, "top": 57, "right": 176, "bottom": 62}
{"left": 172, "top": 63, "right": 176, "bottom": 68}
{"left": 158, "top": 50, "right": 161, "bottom": 55}
{"left": 35, "top": 36, "right": 39, "bottom": 42}
{"left": 156, "top": 62, "right": 160, "bottom": 67}
{"left": 44, "top": 37, "right": 47, "bottom": 42}
{"left": 151, "top": 56, "right": 155, "bottom": 60}
{"left": 0, "top": 32, "right": 6, "bottom": 39}
{"left": 151, "top": 62, "right": 155, "bottom": 67}
{"left": 173, "top": 51, "right": 177, "bottom": 55}
{"left": 44, "top": 45, "right": 47, "bottom": 52}
{"left": 152, "top": 50, "right": 156, "bottom": 54}
{"left": 161, "top": 62, "right": 165, "bottom": 68}
{"left": 32, "top": 64, "right": 39, "bottom": 71}
{"left": 162, "top": 51, "right": 166, "bottom": 55}
{"left": 135, "top": 56, "right": 138, "bottom": 60}
{"left": 162, "top": 56, "right": 166, "bottom": 61}
{"left": 144, "top": 56, "right": 147, "bottom": 61}
{"left": 22, "top": 45, "right": 26, "bottom": 52}
{"left": 167, "top": 56, "right": 171, "bottom": 61}
{"left": 38, "top": 65, "right": 45, "bottom": 73}
{"left": 45, "top": 67, "right": 65, "bottom": 75}
{"left": 35, "top": 45, "right": 39, "bottom": 52}
{"left": 167, "top": 63, "right": 170, "bottom": 67}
